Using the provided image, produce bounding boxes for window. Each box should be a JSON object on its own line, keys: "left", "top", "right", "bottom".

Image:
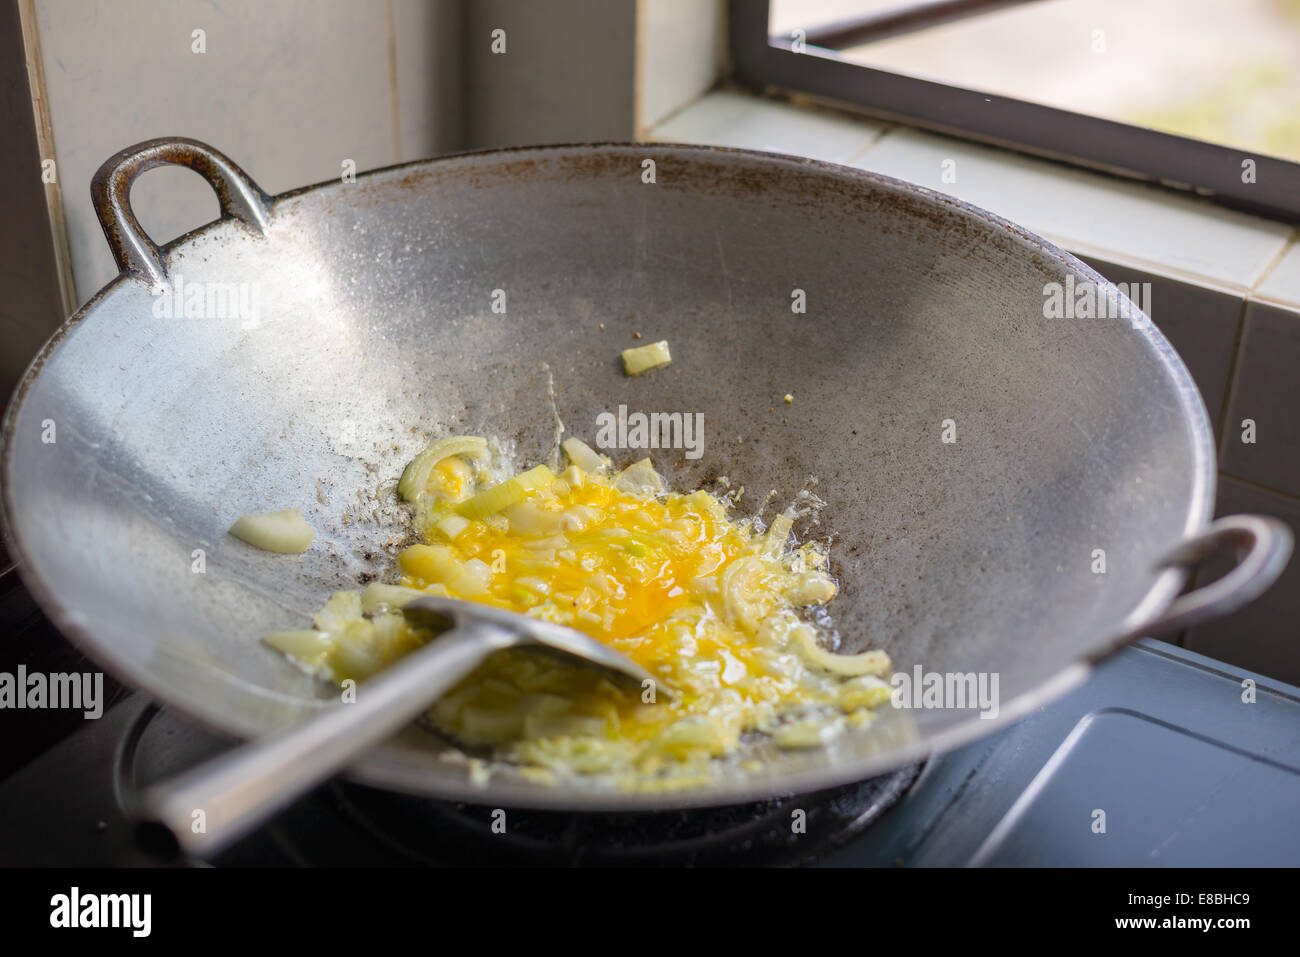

{"left": 730, "top": 0, "right": 1300, "bottom": 221}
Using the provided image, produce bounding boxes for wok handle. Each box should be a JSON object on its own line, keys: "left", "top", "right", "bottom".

{"left": 137, "top": 621, "right": 516, "bottom": 860}
{"left": 1137, "top": 514, "right": 1293, "bottom": 637}
{"left": 91, "top": 137, "right": 272, "bottom": 288}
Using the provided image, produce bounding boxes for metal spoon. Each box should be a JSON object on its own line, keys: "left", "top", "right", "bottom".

{"left": 139, "top": 595, "right": 665, "bottom": 859}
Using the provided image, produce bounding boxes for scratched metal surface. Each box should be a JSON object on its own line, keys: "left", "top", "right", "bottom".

{"left": 0, "top": 144, "right": 1214, "bottom": 808}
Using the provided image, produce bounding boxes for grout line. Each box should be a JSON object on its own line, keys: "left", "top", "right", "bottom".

{"left": 632, "top": 0, "right": 646, "bottom": 139}
{"left": 18, "top": 0, "right": 76, "bottom": 314}
{"left": 641, "top": 87, "right": 717, "bottom": 140}
{"left": 1249, "top": 290, "right": 1300, "bottom": 312}
{"left": 649, "top": 86, "right": 896, "bottom": 161}
{"left": 384, "top": 0, "right": 402, "bottom": 162}
{"left": 1218, "top": 471, "right": 1300, "bottom": 505}
{"left": 1214, "top": 299, "right": 1250, "bottom": 467}
{"left": 716, "top": 88, "right": 1291, "bottom": 295}
{"left": 844, "top": 121, "right": 896, "bottom": 164}
{"left": 1053, "top": 237, "right": 1253, "bottom": 296}
{"left": 1070, "top": 246, "right": 1300, "bottom": 320}
{"left": 638, "top": 4, "right": 727, "bottom": 140}
{"left": 1248, "top": 228, "right": 1299, "bottom": 294}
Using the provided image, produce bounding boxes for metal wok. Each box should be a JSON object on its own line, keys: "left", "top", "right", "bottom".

{"left": 1, "top": 138, "right": 1290, "bottom": 810}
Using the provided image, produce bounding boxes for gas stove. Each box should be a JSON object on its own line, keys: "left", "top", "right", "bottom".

{"left": 3, "top": 557, "right": 1299, "bottom": 867}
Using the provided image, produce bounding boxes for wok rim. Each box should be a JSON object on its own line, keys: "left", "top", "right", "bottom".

{"left": 0, "top": 140, "right": 1215, "bottom": 810}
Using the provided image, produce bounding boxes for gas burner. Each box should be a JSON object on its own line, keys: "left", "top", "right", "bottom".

{"left": 117, "top": 702, "right": 919, "bottom": 866}
{"left": 312, "top": 766, "right": 920, "bottom": 867}
{"left": 5, "top": 637, "right": 1295, "bottom": 866}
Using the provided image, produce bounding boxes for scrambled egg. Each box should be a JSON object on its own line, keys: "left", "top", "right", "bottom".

{"left": 266, "top": 436, "right": 893, "bottom": 791}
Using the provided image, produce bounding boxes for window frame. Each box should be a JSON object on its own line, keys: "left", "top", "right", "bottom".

{"left": 729, "top": 0, "right": 1300, "bottom": 223}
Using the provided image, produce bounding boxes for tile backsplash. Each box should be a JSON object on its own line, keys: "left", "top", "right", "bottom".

{"left": 649, "top": 89, "right": 883, "bottom": 162}
{"left": 1080, "top": 257, "right": 1244, "bottom": 445}
{"left": 32, "top": 0, "right": 463, "bottom": 304}
{"left": 21, "top": 0, "right": 648, "bottom": 314}
{"left": 1083, "top": 267, "right": 1300, "bottom": 686}
{"left": 1220, "top": 301, "right": 1300, "bottom": 494}
{"left": 1072, "top": 262, "right": 1299, "bottom": 687}
{"left": 849, "top": 126, "right": 1294, "bottom": 292}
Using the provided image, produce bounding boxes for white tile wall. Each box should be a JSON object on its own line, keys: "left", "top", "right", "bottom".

{"left": 649, "top": 91, "right": 1297, "bottom": 292}
{"left": 650, "top": 90, "right": 884, "bottom": 163}
{"left": 1254, "top": 239, "right": 1300, "bottom": 310}
{"left": 461, "top": 0, "right": 637, "bottom": 149}
{"left": 392, "top": 0, "right": 464, "bottom": 161}
{"left": 850, "top": 127, "right": 1294, "bottom": 291}
{"left": 34, "top": 0, "right": 461, "bottom": 303}
{"left": 0, "top": 0, "right": 67, "bottom": 399}
{"left": 638, "top": 0, "right": 724, "bottom": 133}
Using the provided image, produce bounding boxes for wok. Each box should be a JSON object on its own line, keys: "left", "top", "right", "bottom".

{"left": 1, "top": 138, "right": 1290, "bottom": 810}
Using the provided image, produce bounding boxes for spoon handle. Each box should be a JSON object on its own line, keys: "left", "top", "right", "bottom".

{"left": 140, "top": 621, "right": 515, "bottom": 859}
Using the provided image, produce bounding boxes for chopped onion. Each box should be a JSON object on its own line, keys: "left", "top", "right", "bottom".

{"left": 764, "top": 513, "right": 793, "bottom": 557}
{"left": 397, "top": 435, "right": 489, "bottom": 501}
{"left": 505, "top": 501, "right": 563, "bottom": 536}
{"left": 313, "top": 590, "right": 362, "bottom": 632}
{"left": 621, "top": 340, "right": 672, "bottom": 376}
{"left": 721, "top": 556, "right": 777, "bottom": 634}
{"left": 772, "top": 716, "right": 844, "bottom": 749}
{"left": 559, "top": 505, "right": 600, "bottom": 533}
{"left": 229, "top": 508, "right": 314, "bottom": 554}
{"left": 455, "top": 464, "right": 556, "bottom": 519}
{"left": 460, "top": 558, "right": 494, "bottom": 592}
{"left": 401, "top": 545, "right": 493, "bottom": 596}
{"left": 787, "top": 571, "right": 837, "bottom": 606}
{"left": 434, "top": 513, "right": 471, "bottom": 540}
{"left": 613, "top": 458, "right": 664, "bottom": 497}
{"left": 790, "top": 625, "right": 890, "bottom": 676}
{"left": 562, "top": 437, "right": 606, "bottom": 473}
{"left": 360, "top": 582, "right": 431, "bottom": 614}
{"left": 399, "top": 544, "right": 463, "bottom": 584}
{"left": 263, "top": 629, "right": 333, "bottom": 671}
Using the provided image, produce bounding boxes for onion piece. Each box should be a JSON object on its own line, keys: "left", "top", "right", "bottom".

{"left": 397, "top": 436, "right": 489, "bottom": 501}
{"left": 434, "top": 513, "right": 471, "bottom": 540}
{"left": 263, "top": 629, "right": 333, "bottom": 671}
{"left": 764, "top": 513, "right": 793, "bottom": 557}
{"left": 562, "top": 437, "right": 606, "bottom": 473}
{"left": 455, "top": 464, "right": 556, "bottom": 519}
{"left": 360, "top": 582, "right": 431, "bottom": 614}
{"left": 613, "top": 458, "right": 664, "bottom": 498}
{"left": 621, "top": 340, "right": 672, "bottom": 375}
{"left": 791, "top": 625, "right": 890, "bottom": 676}
{"left": 505, "top": 501, "right": 563, "bottom": 536}
{"left": 313, "top": 590, "right": 362, "bottom": 632}
{"left": 229, "top": 508, "right": 314, "bottom": 554}
{"left": 400, "top": 544, "right": 493, "bottom": 596}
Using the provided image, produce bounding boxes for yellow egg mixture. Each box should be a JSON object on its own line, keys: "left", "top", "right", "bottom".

{"left": 266, "top": 436, "right": 893, "bottom": 791}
